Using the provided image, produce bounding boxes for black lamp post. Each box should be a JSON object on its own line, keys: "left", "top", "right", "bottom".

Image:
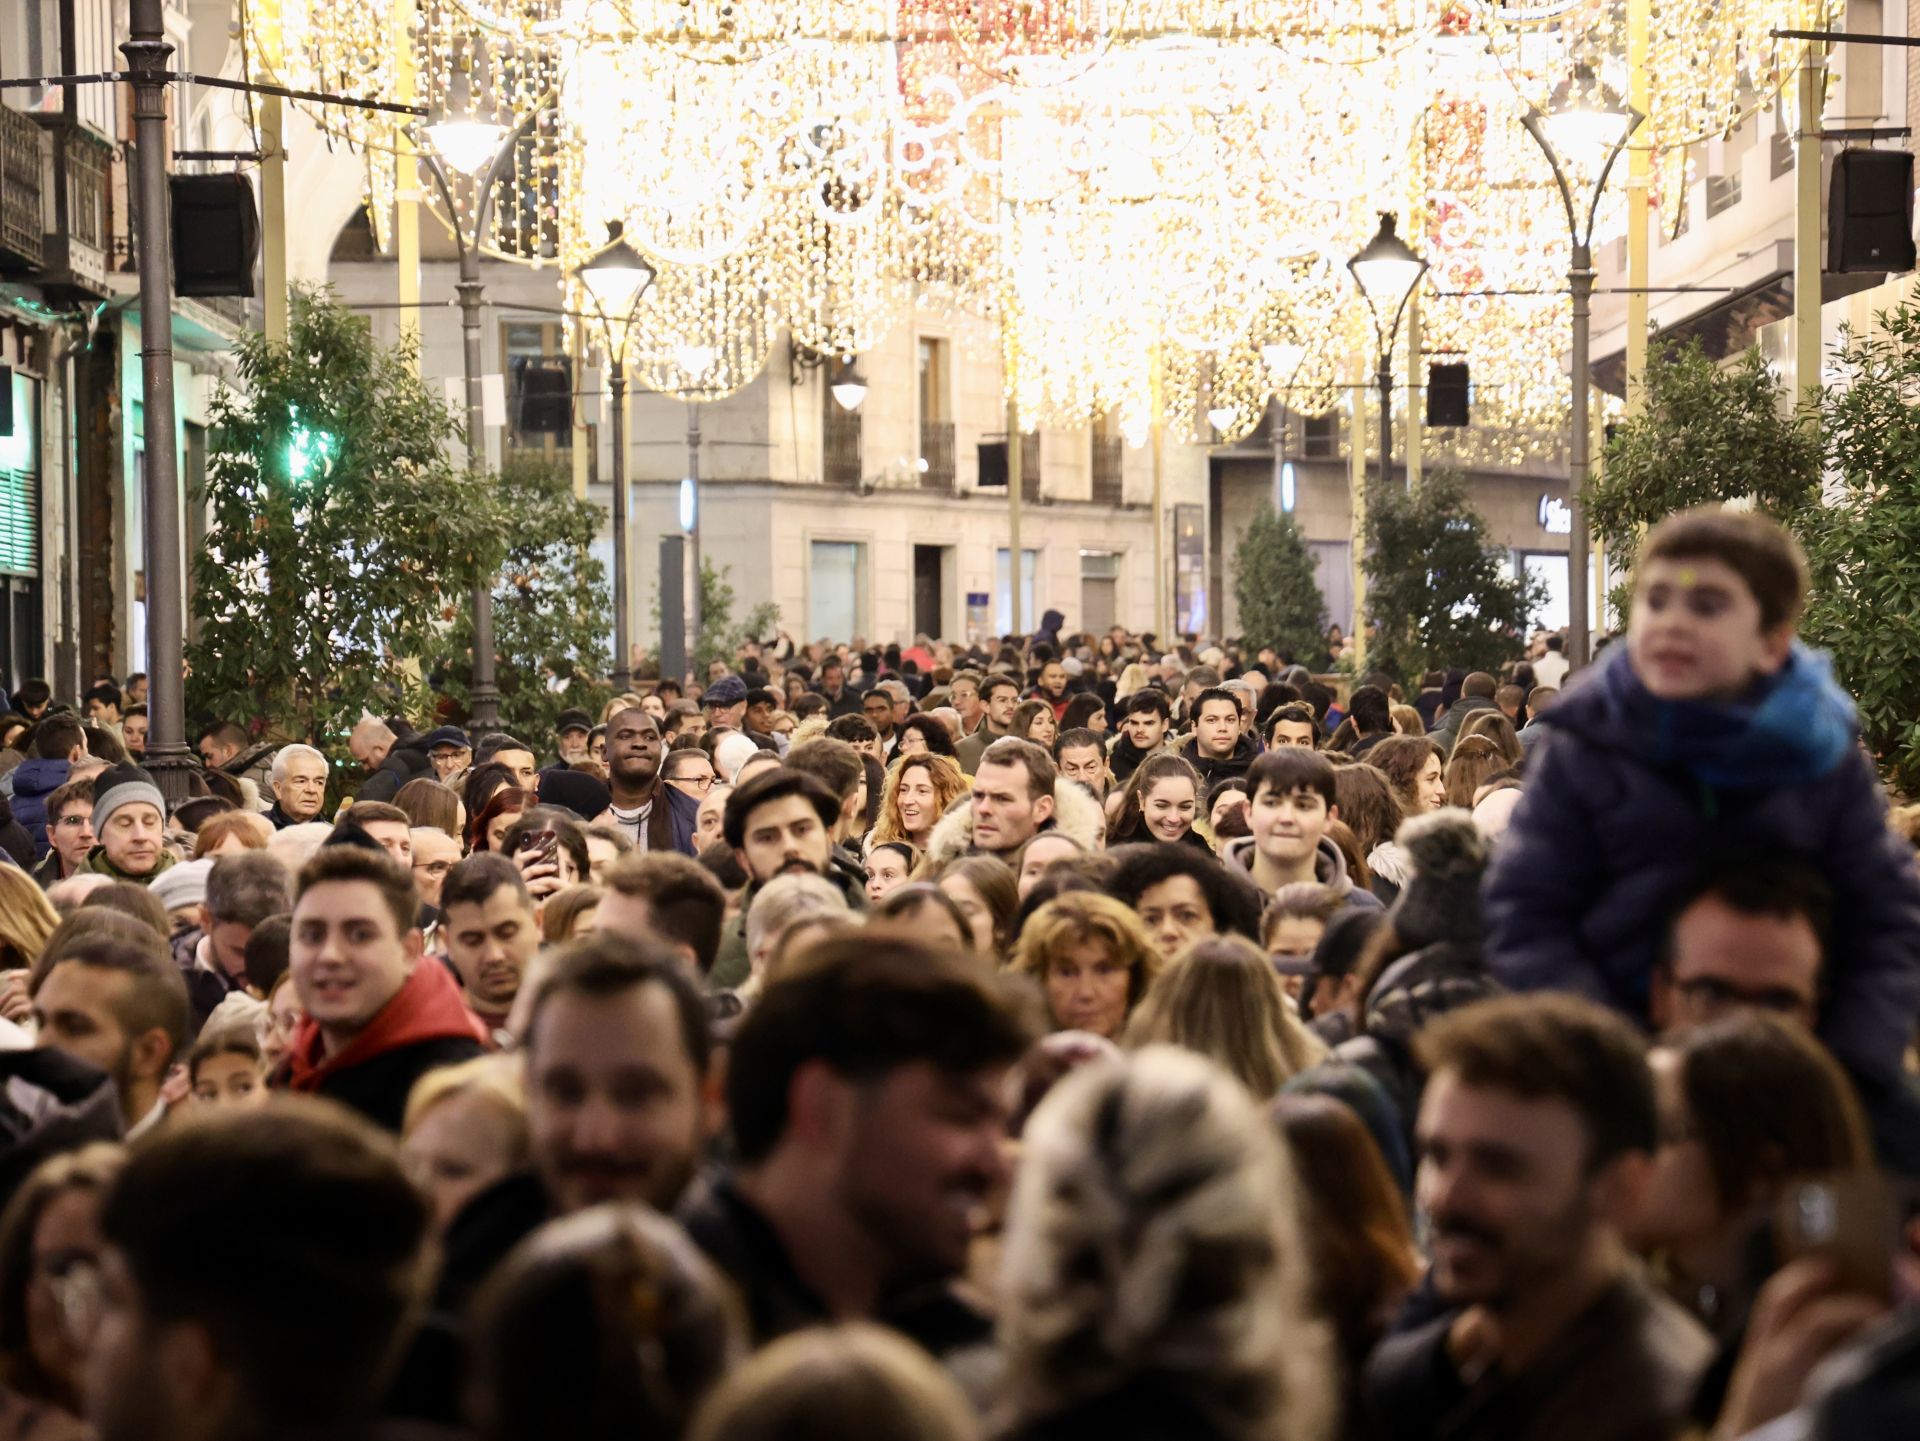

{"left": 1347, "top": 213, "right": 1429, "bottom": 492}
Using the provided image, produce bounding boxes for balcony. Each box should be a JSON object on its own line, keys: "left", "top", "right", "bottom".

{"left": 919, "top": 419, "right": 956, "bottom": 492}
{"left": 38, "top": 127, "right": 114, "bottom": 300}
{"left": 825, "top": 401, "right": 862, "bottom": 487}
{"left": 0, "top": 110, "right": 43, "bottom": 272}
{"left": 1090, "top": 434, "right": 1123, "bottom": 506}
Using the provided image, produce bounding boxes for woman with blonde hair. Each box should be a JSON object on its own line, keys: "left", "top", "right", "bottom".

{"left": 0, "top": 870, "right": 57, "bottom": 973}
{"left": 1114, "top": 661, "right": 1154, "bottom": 702}
{"left": 1010, "top": 891, "right": 1161, "bottom": 1041}
{"left": 1125, "top": 935, "right": 1328, "bottom": 1096}
{"left": 996, "top": 1047, "right": 1333, "bottom": 1441}
{"left": 870, "top": 753, "right": 966, "bottom": 852}
{"left": 400, "top": 1054, "right": 528, "bottom": 1236}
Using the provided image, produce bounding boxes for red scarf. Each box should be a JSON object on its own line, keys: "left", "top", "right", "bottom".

{"left": 284, "top": 958, "right": 489, "bottom": 1093}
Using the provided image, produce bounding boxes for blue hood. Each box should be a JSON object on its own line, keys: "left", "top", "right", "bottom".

{"left": 1544, "top": 641, "right": 1856, "bottom": 790}
{"left": 10, "top": 758, "right": 69, "bottom": 802}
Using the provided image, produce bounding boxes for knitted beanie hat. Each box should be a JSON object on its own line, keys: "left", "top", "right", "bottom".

{"left": 92, "top": 763, "right": 165, "bottom": 833}
{"left": 1387, "top": 808, "right": 1489, "bottom": 952}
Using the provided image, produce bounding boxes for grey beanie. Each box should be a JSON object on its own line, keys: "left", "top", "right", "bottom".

{"left": 91, "top": 763, "right": 166, "bottom": 834}
{"left": 1387, "top": 808, "right": 1488, "bottom": 951}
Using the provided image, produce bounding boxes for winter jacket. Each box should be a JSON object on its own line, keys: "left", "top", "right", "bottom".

{"left": 1108, "top": 731, "right": 1170, "bottom": 786}
{"left": 1031, "top": 608, "right": 1065, "bottom": 654}
{"left": 1365, "top": 1274, "right": 1711, "bottom": 1441}
{"left": 1332, "top": 941, "right": 1504, "bottom": 1131}
{"left": 707, "top": 851, "right": 868, "bottom": 992}
{"left": 79, "top": 845, "right": 176, "bottom": 886}
{"left": 354, "top": 734, "right": 435, "bottom": 804}
{"left": 0, "top": 801, "right": 30, "bottom": 872}
{"left": 955, "top": 722, "right": 1013, "bottom": 776}
{"left": 8, "top": 758, "right": 68, "bottom": 857}
{"left": 1483, "top": 643, "right": 1920, "bottom": 1084}
{"left": 0, "top": 1046, "right": 122, "bottom": 1213}
{"left": 273, "top": 956, "right": 488, "bottom": 1131}
{"left": 1223, "top": 834, "right": 1384, "bottom": 917}
{"left": 214, "top": 740, "right": 279, "bottom": 806}
{"left": 921, "top": 776, "right": 1109, "bottom": 873}
{"left": 1180, "top": 731, "right": 1260, "bottom": 789}
{"left": 678, "top": 1169, "right": 993, "bottom": 1357}
{"left": 646, "top": 781, "right": 704, "bottom": 857}
{"left": 1430, "top": 693, "right": 1497, "bottom": 758}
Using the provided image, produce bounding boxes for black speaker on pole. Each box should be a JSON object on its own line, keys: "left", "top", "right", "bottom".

{"left": 514, "top": 359, "right": 573, "bottom": 434}
{"left": 1828, "top": 149, "right": 1917, "bottom": 274}
{"left": 1427, "top": 361, "right": 1470, "bottom": 427}
{"left": 0, "top": 366, "right": 12, "bottom": 438}
{"left": 171, "top": 174, "right": 260, "bottom": 298}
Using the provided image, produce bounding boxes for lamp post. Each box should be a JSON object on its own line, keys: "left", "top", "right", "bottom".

{"left": 1348, "top": 214, "right": 1428, "bottom": 492}
{"left": 573, "top": 223, "right": 658, "bottom": 693}
{"left": 419, "top": 100, "right": 533, "bottom": 740}
{"left": 121, "top": 0, "right": 193, "bottom": 805}
{"left": 1522, "top": 63, "right": 1644, "bottom": 670}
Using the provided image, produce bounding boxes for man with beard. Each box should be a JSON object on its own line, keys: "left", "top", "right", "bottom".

{"left": 707, "top": 768, "right": 861, "bottom": 990}
{"left": 603, "top": 706, "right": 700, "bottom": 855}
{"left": 32, "top": 930, "right": 187, "bottom": 1135}
{"left": 678, "top": 934, "right": 1034, "bottom": 1354}
{"left": 439, "top": 854, "right": 540, "bottom": 1036}
{"left": 1366, "top": 995, "right": 1712, "bottom": 1441}
{"left": 1109, "top": 687, "right": 1172, "bottom": 784}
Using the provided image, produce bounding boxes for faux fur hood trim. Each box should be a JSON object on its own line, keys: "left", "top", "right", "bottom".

{"left": 922, "top": 777, "right": 1107, "bottom": 871}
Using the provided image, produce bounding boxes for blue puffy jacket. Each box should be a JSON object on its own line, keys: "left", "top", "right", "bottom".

{"left": 9, "top": 758, "right": 70, "bottom": 859}
{"left": 1484, "top": 642, "right": 1920, "bottom": 1084}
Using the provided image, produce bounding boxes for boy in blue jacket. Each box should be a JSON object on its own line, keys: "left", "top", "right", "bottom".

{"left": 1484, "top": 508, "right": 1920, "bottom": 1084}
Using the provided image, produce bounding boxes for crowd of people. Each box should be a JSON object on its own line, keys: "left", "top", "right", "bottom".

{"left": 0, "top": 506, "right": 1916, "bottom": 1441}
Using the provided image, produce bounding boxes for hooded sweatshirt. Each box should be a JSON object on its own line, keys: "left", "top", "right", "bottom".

{"left": 1223, "top": 834, "right": 1383, "bottom": 917}
{"left": 1484, "top": 641, "right": 1920, "bottom": 1085}
{"left": 9, "top": 758, "right": 69, "bottom": 857}
{"left": 278, "top": 956, "right": 488, "bottom": 1131}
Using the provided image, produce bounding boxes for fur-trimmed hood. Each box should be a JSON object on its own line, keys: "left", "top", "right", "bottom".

{"left": 922, "top": 777, "right": 1107, "bottom": 871}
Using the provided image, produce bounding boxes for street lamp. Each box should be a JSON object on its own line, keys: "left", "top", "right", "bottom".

{"left": 1522, "top": 62, "right": 1643, "bottom": 671}
{"left": 829, "top": 357, "right": 868, "bottom": 412}
{"left": 1348, "top": 213, "right": 1428, "bottom": 491}
{"left": 419, "top": 102, "right": 530, "bottom": 740}
{"left": 572, "top": 221, "right": 658, "bottom": 693}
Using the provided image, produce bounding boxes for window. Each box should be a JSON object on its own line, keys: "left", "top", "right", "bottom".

{"left": 1705, "top": 173, "right": 1742, "bottom": 217}
{"left": 917, "top": 336, "right": 950, "bottom": 425}
{"left": 809, "top": 541, "right": 867, "bottom": 641}
{"left": 1302, "top": 412, "right": 1341, "bottom": 459}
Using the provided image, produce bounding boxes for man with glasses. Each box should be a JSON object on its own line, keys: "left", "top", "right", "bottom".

{"left": 422, "top": 725, "right": 474, "bottom": 785}
{"left": 36, "top": 777, "right": 95, "bottom": 888}
{"left": 661, "top": 748, "right": 718, "bottom": 803}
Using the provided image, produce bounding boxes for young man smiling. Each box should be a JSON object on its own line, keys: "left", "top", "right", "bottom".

{"left": 275, "top": 845, "right": 488, "bottom": 1131}
{"left": 1224, "top": 748, "right": 1381, "bottom": 916}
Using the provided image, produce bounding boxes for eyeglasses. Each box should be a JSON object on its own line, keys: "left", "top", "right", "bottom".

{"left": 54, "top": 814, "right": 92, "bottom": 829}
{"left": 669, "top": 770, "right": 716, "bottom": 790}
{"left": 413, "top": 860, "right": 455, "bottom": 877}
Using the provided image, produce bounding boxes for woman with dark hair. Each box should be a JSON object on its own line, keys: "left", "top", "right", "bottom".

{"left": 1455, "top": 709, "right": 1524, "bottom": 768}
{"left": 1629, "top": 1014, "right": 1874, "bottom": 1353}
{"left": 0, "top": 1144, "right": 125, "bottom": 1440}
{"left": 1367, "top": 735, "right": 1446, "bottom": 819}
{"left": 1333, "top": 763, "right": 1409, "bottom": 902}
{"left": 864, "top": 841, "right": 919, "bottom": 904}
{"left": 1107, "top": 753, "right": 1209, "bottom": 851}
{"left": 1271, "top": 1095, "right": 1420, "bottom": 1439}
{"left": 1108, "top": 840, "right": 1264, "bottom": 959}
{"left": 1010, "top": 699, "right": 1058, "bottom": 750}
{"left": 1060, "top": 692, "right": 1107, "bottom": 736}
{"left": 1442, "top": 734, "right": 1506, "bottom": 810}
{"left": 461, "top": 762, "right": 514, "bottom": 832}
{"left": 394, "top": 777, "right": 464, "bottom": 840}
{"left": 936, "top": 854, "right": 1021, "bottom": 963}
{"left": 869, "top": 881, "right": 974, "bottom": 955}
{"left": 892, "top": 712, "right": 958, "bottom": 760}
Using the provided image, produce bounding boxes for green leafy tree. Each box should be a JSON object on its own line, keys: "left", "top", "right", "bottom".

{"left": 1363, "top": 470, "right": 1543, "bottom": 682}
{"left": 651, "top": 560, "right": 782, "bottom": 681}
{"left": 187, "top": 287, "right": 502, "bottom": 763}
{"left": 1232, "top": 503, "right": 1327, "bottom": 663}
{"left": 1590, "top": 338, "right": 1820, "bottom": 614}
{"left": 1801, "top": 304, "right": 1920, "bottom": 791}
{"left": 441, "top": 456, "right": 612, "bottom": 741}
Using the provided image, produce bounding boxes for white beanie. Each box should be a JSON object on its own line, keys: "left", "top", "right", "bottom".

{"left": 715, "top": 731, "right": 762, "bottom": 784}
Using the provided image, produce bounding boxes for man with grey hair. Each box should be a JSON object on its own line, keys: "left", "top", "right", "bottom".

{"left": 266, "top": 745, "right": 330, "bottom": 830}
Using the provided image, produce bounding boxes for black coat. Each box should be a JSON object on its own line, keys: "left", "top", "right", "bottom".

{"left": 355, "top": 735, "right": 435, "bottom": 804}
{"left": 277, "top": 1035, "right": 486, "bottom": 1134}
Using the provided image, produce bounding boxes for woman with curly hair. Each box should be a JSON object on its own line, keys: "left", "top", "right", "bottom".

{"left": 1009, "top": 891, "right": 1161, "bottom": 1040}
{"left": 869, "top": 754, "right": 967, "bottom": 853}
{"left": 1367, "top": 734, "right": 1445, "bottom": 819}
{"left": 1106, "top": 752, "right": 1209, "bottom": 851}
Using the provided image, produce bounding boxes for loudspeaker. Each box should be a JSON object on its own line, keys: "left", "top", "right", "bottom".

{"left": 171, "top": 175, "right": 260, "bottom": 298}
{"left": 0, "top": 366, "right": 11, "bottom": 439}
{"left": 514, "top": 359, "right": 572, "bottom": 434}
{"left": 1427, "top": 361, "right": 1470, "bottom": 427}
{"left": 1828, "top": 149, "right": 1917, "bottom": 274}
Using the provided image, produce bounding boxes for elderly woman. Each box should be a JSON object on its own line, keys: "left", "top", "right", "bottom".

{"left": 995, "top": 1047, "right": 1332, "bottom": 1441}
{"left": 1009, "top": 891, "right": 1161, "bottom": 1041}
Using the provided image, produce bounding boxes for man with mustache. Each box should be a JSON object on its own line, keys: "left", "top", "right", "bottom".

{"left": 1366, "top": 994, "right": 1712, "bottom": 1441}
{"left": 678, "top": 935, "right": 1035, "bottom": 1355}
